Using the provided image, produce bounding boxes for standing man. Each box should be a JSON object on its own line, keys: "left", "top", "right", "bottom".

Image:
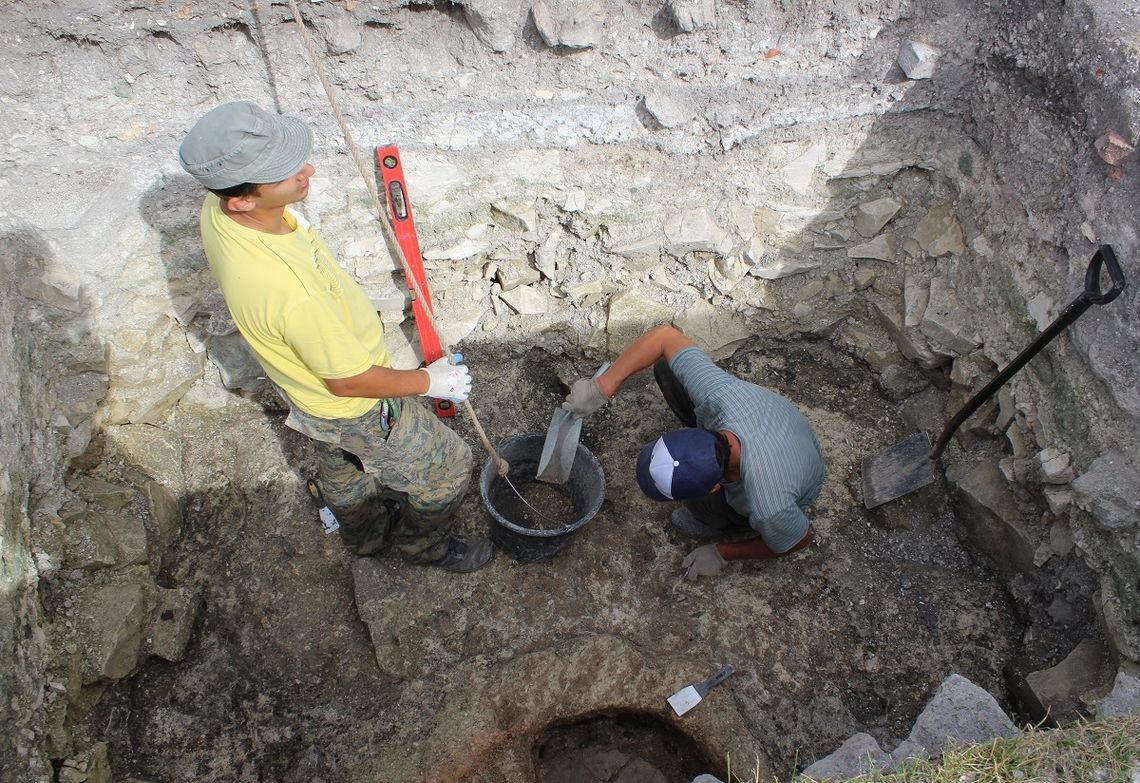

{"left": 178, "top": 100, "right": 492, "bottom": 572}
{"left": 563, "top": 324, "right": 824, "bottom": 580}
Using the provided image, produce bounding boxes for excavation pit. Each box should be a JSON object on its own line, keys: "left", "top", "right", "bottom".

{"left": 481, "top": 432, "right": 606, "bottom": 563}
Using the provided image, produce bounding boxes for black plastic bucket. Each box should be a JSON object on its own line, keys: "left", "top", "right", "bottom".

{"left": 480, "top": 432, "right": 605, "bottom": 563}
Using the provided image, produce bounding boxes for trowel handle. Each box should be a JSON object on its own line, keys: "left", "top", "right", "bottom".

{"left": 696, "top": 664, "right": 735, "bottom": 695}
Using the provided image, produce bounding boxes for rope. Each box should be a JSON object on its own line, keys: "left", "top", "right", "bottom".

{"left": 285, "top": 0, "right": 508, "bottom": 475}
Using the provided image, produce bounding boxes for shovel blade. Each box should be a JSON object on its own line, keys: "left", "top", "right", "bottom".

{"left": 535, "top": 408, "right": 583, "bottom": 484}
{"left": 667, "top": 685, "right": 701, "bottom": 716}
{"left": 860, "top": 431, "right": 936, "bottom": 509}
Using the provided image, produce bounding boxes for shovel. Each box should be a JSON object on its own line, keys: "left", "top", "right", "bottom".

{"left": 535, "top": 363, "right": 609, "bottom": 484}
{"left": 861, "top": 245, "right": 1127, "bottom": 509}
{"left": 667, "top": 664, "right": 736, "bottom": 716}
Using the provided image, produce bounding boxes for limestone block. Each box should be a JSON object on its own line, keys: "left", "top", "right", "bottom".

{"left": 853, "top": 266, "right": 876, "bottom": 290}
{"left": 531, "top": 0, "right": 603, "bottom": 49}
{"left": 423, "top": 237, "right": 491, "bottom": 261}
{"left": 869, "top": 296, "right": 943, "bottom": 368}
{"left": 913, "top": 204, "right": 966, "bottom": 257}
{"left": 665, "top": 0, "right": 715, "bottom": 31}
{"left": 104, "top": 317, "right": 205, "bottom": 425}
{"left": 847, "top": 233, "right": 897, "bottom": 261}
{"left": 897, "top": 40, "right": 941, "bottom": 80}
{"left": 535, "top": 227, "right": 564, "bottom": 278}
{"left": 801, "top": 733, "right": 889, "bottom": 780}
{"left": 495, "top": 262, "right": 541, "bottom": 292}
{"left": 854, "top": 197, "right": 902, "bottom": 237}
{"left": 320, "top": 14, "right": 363, "bottom": 54}
{"left": 1097, "top": 671, "right": 1140, "bottom": 718}
{"left": 1036, "top": 448, "right": 1074, "bottom": 484}
{"left": 61, "top": 500, "right": 116, "bottom": 571}
{"left": 903, "top": 277, "right": 928, "bottom": 328}
{"left": 782, "top": 142, "right": 827, "bottom": 196}
{"left": 108, "top": 424, "right": 185, "bottom": 496}
{"left": 905, "top": 673, "right": 1018, "bottom": 755}
{"left": 1094, "top": 129, "right": 1135, "bottom": 166}
{"left": 1025, "top": 639, "right": 1112, "bottom": 723}
{"left": 498, "top": 284, "right": 549, "bottom": 315}
{"left": 462, "top": 0, "right": 522, "bottom": 52}
{"left": 606, "top": 291, "right": 673, "bottom": 353}
{"left": 709, "top": 255, "right": 747, "bottom": 294}
{"left": 146, "top": 586, "right": 202, "bottom": 662}
{"left": 663, "top": 207, "right": 732, "bottom": 256}
{"left": 953, "top": 460, "right": 1037, "bottom": 578}
{"left": 642, "top": 91, "right": 689, "bottom": 129}
{"left": 747, "top": 250, "right": 820, "bottom": 280}
{"left": 1043, "top": 487, "right": 1072, "bottom": 516}
{"left": 144, "top": 480, "right": 182, "bottom": 569}
{"left": 76, "top": 581, "right": 146, "bottom": 684}
{"left": 920, "top": 276, "right": 981, "bottom": 355}
{"left": 949, "top": 352, "right": 991, "bottom": 388}
{"left": 205, "top": 331, "right": 264, "bottom": 392}
{"left": 491, "top": 199, "right": 538, "bottom": 235}
{"left": 1071, "top": 451, "right": 1140, "bottom": 531}
{"left": 675, "top": 299, "right": 751, "bottom": 359}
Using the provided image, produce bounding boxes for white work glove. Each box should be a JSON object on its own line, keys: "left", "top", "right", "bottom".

{"left": 561, "top": 377, "right": 608, "bottom": 418}
{"left": 682, "top": 544, "right": 726, "bottom": 581}
{"left": 421, "top": 354, "right": 471, "bottom": 403}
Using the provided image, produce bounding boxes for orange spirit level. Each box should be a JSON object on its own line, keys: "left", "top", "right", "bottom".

{"left": 375, "top": 145, "right": 455, "bottom": 418}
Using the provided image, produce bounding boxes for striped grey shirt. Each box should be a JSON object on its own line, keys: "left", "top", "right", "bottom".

{"left": 670, "top": 347, "right": 825, "bottom": 552}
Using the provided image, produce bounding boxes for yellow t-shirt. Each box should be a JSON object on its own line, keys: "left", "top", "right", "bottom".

{"left": 200, "top": 194, "right": 390, "bottom": 419}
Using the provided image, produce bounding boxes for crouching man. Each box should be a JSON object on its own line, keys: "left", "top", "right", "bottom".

{"left": 563, "top": 324, "right": 824, "bottom": 580}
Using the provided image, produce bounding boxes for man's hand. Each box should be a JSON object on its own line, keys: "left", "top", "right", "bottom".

{"left": 682, "top": 543, "right": 726, "bottom": 581}
{"left": 422, "top": 354, "right": 471, "bottom": 403}
{"left": 562, "top": 377, "right": 608, "bottom": 418}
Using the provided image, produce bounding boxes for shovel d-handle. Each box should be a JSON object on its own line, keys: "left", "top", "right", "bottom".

{"left": 931, "top": 245, "right": 1127, "bottom": 461}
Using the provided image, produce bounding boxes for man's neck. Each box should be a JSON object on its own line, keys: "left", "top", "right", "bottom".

{"left": 721, "top": 429, "right": 742, "bottom": 482}
{"left": 221, "top": 201, "right": 292, "bottom": 235}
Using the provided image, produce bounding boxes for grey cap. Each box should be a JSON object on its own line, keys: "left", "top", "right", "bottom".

{"left": 178, "top": 101, "right": 313, "bottom": 190}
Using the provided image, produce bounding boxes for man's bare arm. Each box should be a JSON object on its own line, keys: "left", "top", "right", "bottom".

{"left": 324, "top": 365, "right": 429, "bottom": 398}
{"left": 595, "top": 324, "right": 696, "bottom": 399}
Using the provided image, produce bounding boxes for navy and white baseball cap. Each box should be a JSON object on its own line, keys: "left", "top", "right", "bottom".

{"left": 635, "top": 428, "right": 723, "bottom": 501}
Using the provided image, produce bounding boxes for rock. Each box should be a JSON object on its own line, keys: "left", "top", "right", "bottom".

{"left": 1071, "top": 451, "right": 1140, "bottom": 531}
{"left": 675, "top": 299, "right": 751, "bottom": 359}
{"left": 498, "top": 284, "right": 549, "bottom": 315}
{"left": 423, "top": 237, "right": 490, "bottom": 261}
{"left": 800, "top": 733, "right": 889, "bottom": 780}
{"left": 1036, "top": 448, "right": 1074, "bottom": 484}
{"left": 642, "top": 91, "right": 689, "bottom": 129}
{"left": 913, "top": 203, "right": 966, "bottom": 257}
{"left": 146, "top": 586, "right": 202, "bottom": 663}
{"left": 1043, "top": 486, "right": 1072, "bottom": 515}
{"left": 491, "top": 199, "right": 538, "bottom": 235}
{"left": 905, "top": 673, "right": 1018, "bottom": 755}
{"left": 606, "top": 291, "right": 673, "bottom": 352}
{"left": 897, "top": 40, "right": 941, "bottom": 79}
{"left": 1024, "top": 639, "right": 1112, "bottom": 724}
{"left": 748, "top": 250, "right": 820, "bottom": 280}
{"left": 462, "top": 0, "right": 521, "bottom": 52}
{"left": 1097, "top": 670, "right": 1140, "bottom": 718}
{"left": 495, "top": 262, "right": 541, "bottom": 292}
{"left": 144, "top": 480, "right": 183, "bottom": 569}
{"left": 666, "top": 0, "right": 716, "bottom": 31}
{"left": 853, "top": 265, "right": 876, "bottom": 290}
{"left": 854, "top": 197, "right": 902, "bottom": 237}
{"left": 320, "top": 14, "right": 363, "bottom": 54}
{"left": 1094, "top": 129, "right": 1135, "bottom": 166}
{"left": 886, "top": 739, "right": 929, "bottom": 770}
{"left": 878, "top": 363, "right": 929, "bottom": 400}
{"left": 782, "top": 142, "right": 827, "bottom": 196}
{"left": 847, "top": 233, "right": 897, "bottom": 261}
{"left": 663, "top": 207, "right": 732, "bottom": 256}
{"left": 535, "top": 228, "right": 564, "bottom": 278}
{"left": 76, "top": 581, "right": 146, "bottom": 684}
{"left": 58, "top": 743, "right": 111, "bottom": 783}
{"left": 953, "top": 459, "right": 1037, "bottom": 578}
{"left": 904, "top": 277, "right": 928, "bottom": 328}
{"left": 205, "top": 331, "right": 264, "bottom": 392}
{"left": 103, "top": 317, "right": 205, "bottom": 425}
{"left": 531, "top": 0, "right": 603, "bottom": 49}
{"left": 869, "top": 295, "right": 943, "bottom": 369}
{"left": 920, "top": 276, "right": 981, "bottom": 355}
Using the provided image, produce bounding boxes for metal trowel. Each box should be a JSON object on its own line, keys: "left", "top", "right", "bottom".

{"left": 536, "top": 363, "right": 608, "bottom": 484}
{"left": 667, "top": 664, "right": 736, "bottom": 716}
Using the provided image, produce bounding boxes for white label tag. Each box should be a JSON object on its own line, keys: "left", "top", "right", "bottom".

{"left": 318, "top": 506, "right": 340, "bottom": 535}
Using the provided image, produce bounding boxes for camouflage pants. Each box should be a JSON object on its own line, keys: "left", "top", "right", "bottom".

{"left": 289, "top": 398, "right": 473, "bottom": 563}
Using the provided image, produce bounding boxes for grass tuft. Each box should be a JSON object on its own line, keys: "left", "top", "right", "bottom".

{"left": 727, "top": 712, "right": 1140, "bottom": 783}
